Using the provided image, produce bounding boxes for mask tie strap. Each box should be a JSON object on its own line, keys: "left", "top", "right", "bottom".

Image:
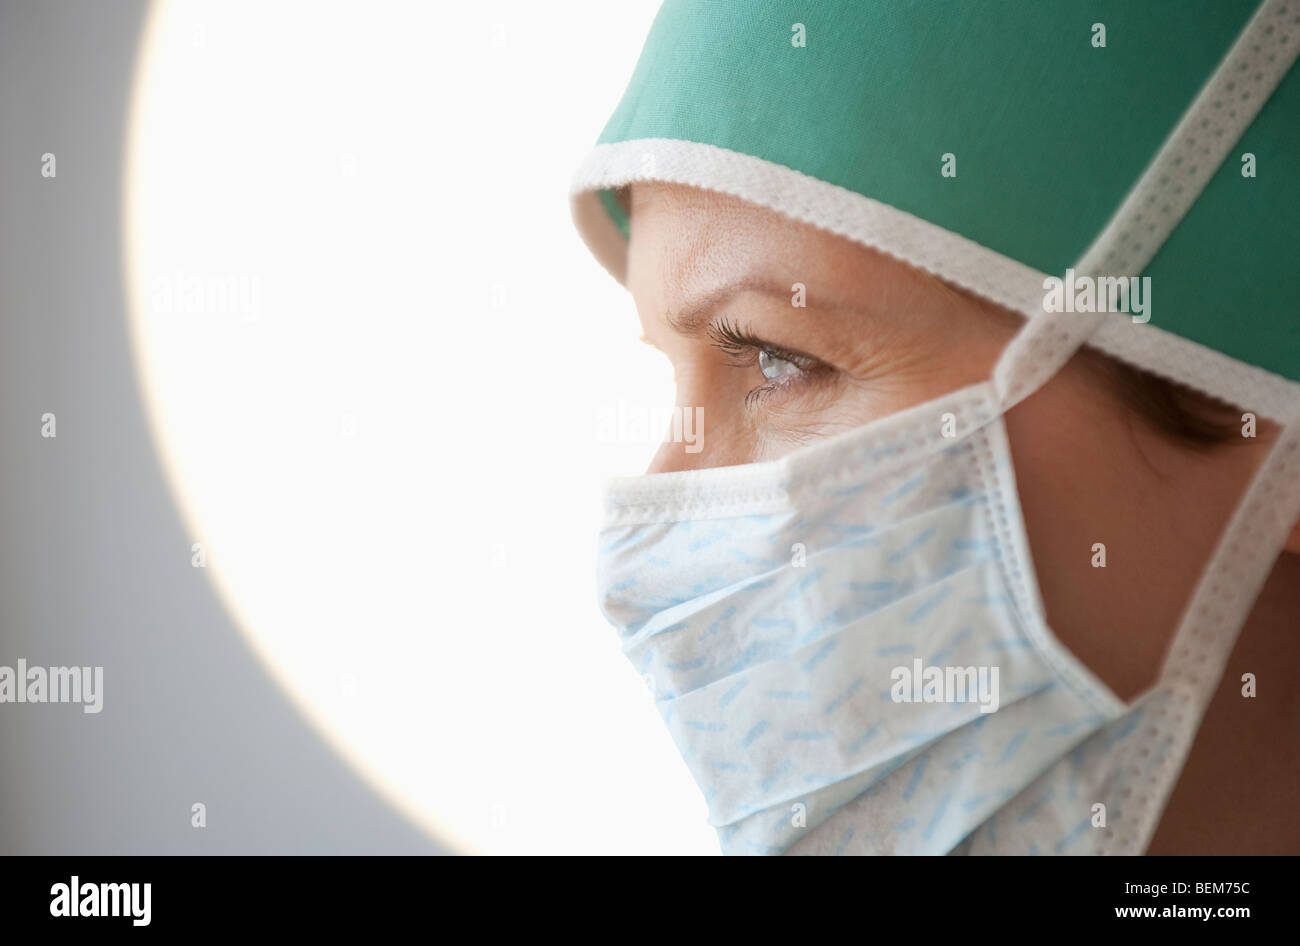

{"left": 1104, "top": 407, "right": 1300, "bottom": 856}
{"left": 992, "top": 0, "right": 1300, "bottom": 414}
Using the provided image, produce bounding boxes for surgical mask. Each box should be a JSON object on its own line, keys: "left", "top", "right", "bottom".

{"left": 586, "top": 0, "right": 1300, "bottom": 855}
{"left": 599, "top": 375, "right": 1131, "bottom": 854}
{"left": 596, "top": 345, "right": 1300, "bottom": 855}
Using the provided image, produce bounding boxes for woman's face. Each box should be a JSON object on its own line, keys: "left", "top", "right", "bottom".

{"left": 623, "top": 180, "right": 1281, "bottom": 704}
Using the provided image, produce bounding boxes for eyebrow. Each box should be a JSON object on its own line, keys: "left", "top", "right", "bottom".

{"left": 665, "top": 275, "right": 812, "bottom": 338}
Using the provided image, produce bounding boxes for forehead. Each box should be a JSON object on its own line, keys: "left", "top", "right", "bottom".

{"left": 624, "top": 181, "right": 995, "bottom": 329}
{"left": 626, "top": 183, "right": 753, "bottom": 300}
{"left": 626, "top": 182, "right": 858, "bottom": 315}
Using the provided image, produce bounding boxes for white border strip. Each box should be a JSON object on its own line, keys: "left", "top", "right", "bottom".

{"left": 570, "top": 138, "right": 1300, "bottom": 420}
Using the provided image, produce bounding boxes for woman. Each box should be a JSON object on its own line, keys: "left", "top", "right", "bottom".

{"left": 570, "top": 0, "right": 1300, "bottom": 854}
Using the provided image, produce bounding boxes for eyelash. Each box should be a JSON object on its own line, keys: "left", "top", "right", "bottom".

{"left": 705, "top": 317, "right": 827, "bottom": 407}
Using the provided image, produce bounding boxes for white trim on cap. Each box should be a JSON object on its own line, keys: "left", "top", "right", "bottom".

{"left": 569, "top": 137, "right": 1049, "bottom": 321}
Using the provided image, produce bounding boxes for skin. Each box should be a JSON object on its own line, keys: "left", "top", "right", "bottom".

{"left": 624, "top": 180, "right": 1300, "bottom": 855}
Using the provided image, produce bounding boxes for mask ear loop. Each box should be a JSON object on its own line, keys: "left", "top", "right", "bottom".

{"left": 993, "top": 0, "right": 1300, "bottom": 415}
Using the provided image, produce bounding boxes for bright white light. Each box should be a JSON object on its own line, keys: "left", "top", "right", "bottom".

{"left": 124, "top": 0, "right": 718, "bottom": 854}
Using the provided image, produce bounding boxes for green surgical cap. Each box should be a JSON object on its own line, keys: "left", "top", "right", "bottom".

{"left": 570, "top": 0, "right": 1300, "bottom": 417}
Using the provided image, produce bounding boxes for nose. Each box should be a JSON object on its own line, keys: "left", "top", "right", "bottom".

{"left": 644, "top": 405, "right": 709, "bottom": 474}
{"left": 646, "top": 439, "right": 689, "bottom": 475}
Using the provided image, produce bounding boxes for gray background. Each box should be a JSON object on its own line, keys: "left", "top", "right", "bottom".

{"left": 0, "top": 0, "right": 444, "bottom": 855}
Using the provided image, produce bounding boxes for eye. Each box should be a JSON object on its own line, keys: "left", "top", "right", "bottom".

{"left": 701, "top": 315, "right": 829, "bottom": 404}
{"left": 758, "top": 348, "right": 801, "bottom": 381}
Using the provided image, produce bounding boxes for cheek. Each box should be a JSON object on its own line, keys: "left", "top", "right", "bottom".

{"left": 756, "top": 371, "right": 959, "bottom": 452}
